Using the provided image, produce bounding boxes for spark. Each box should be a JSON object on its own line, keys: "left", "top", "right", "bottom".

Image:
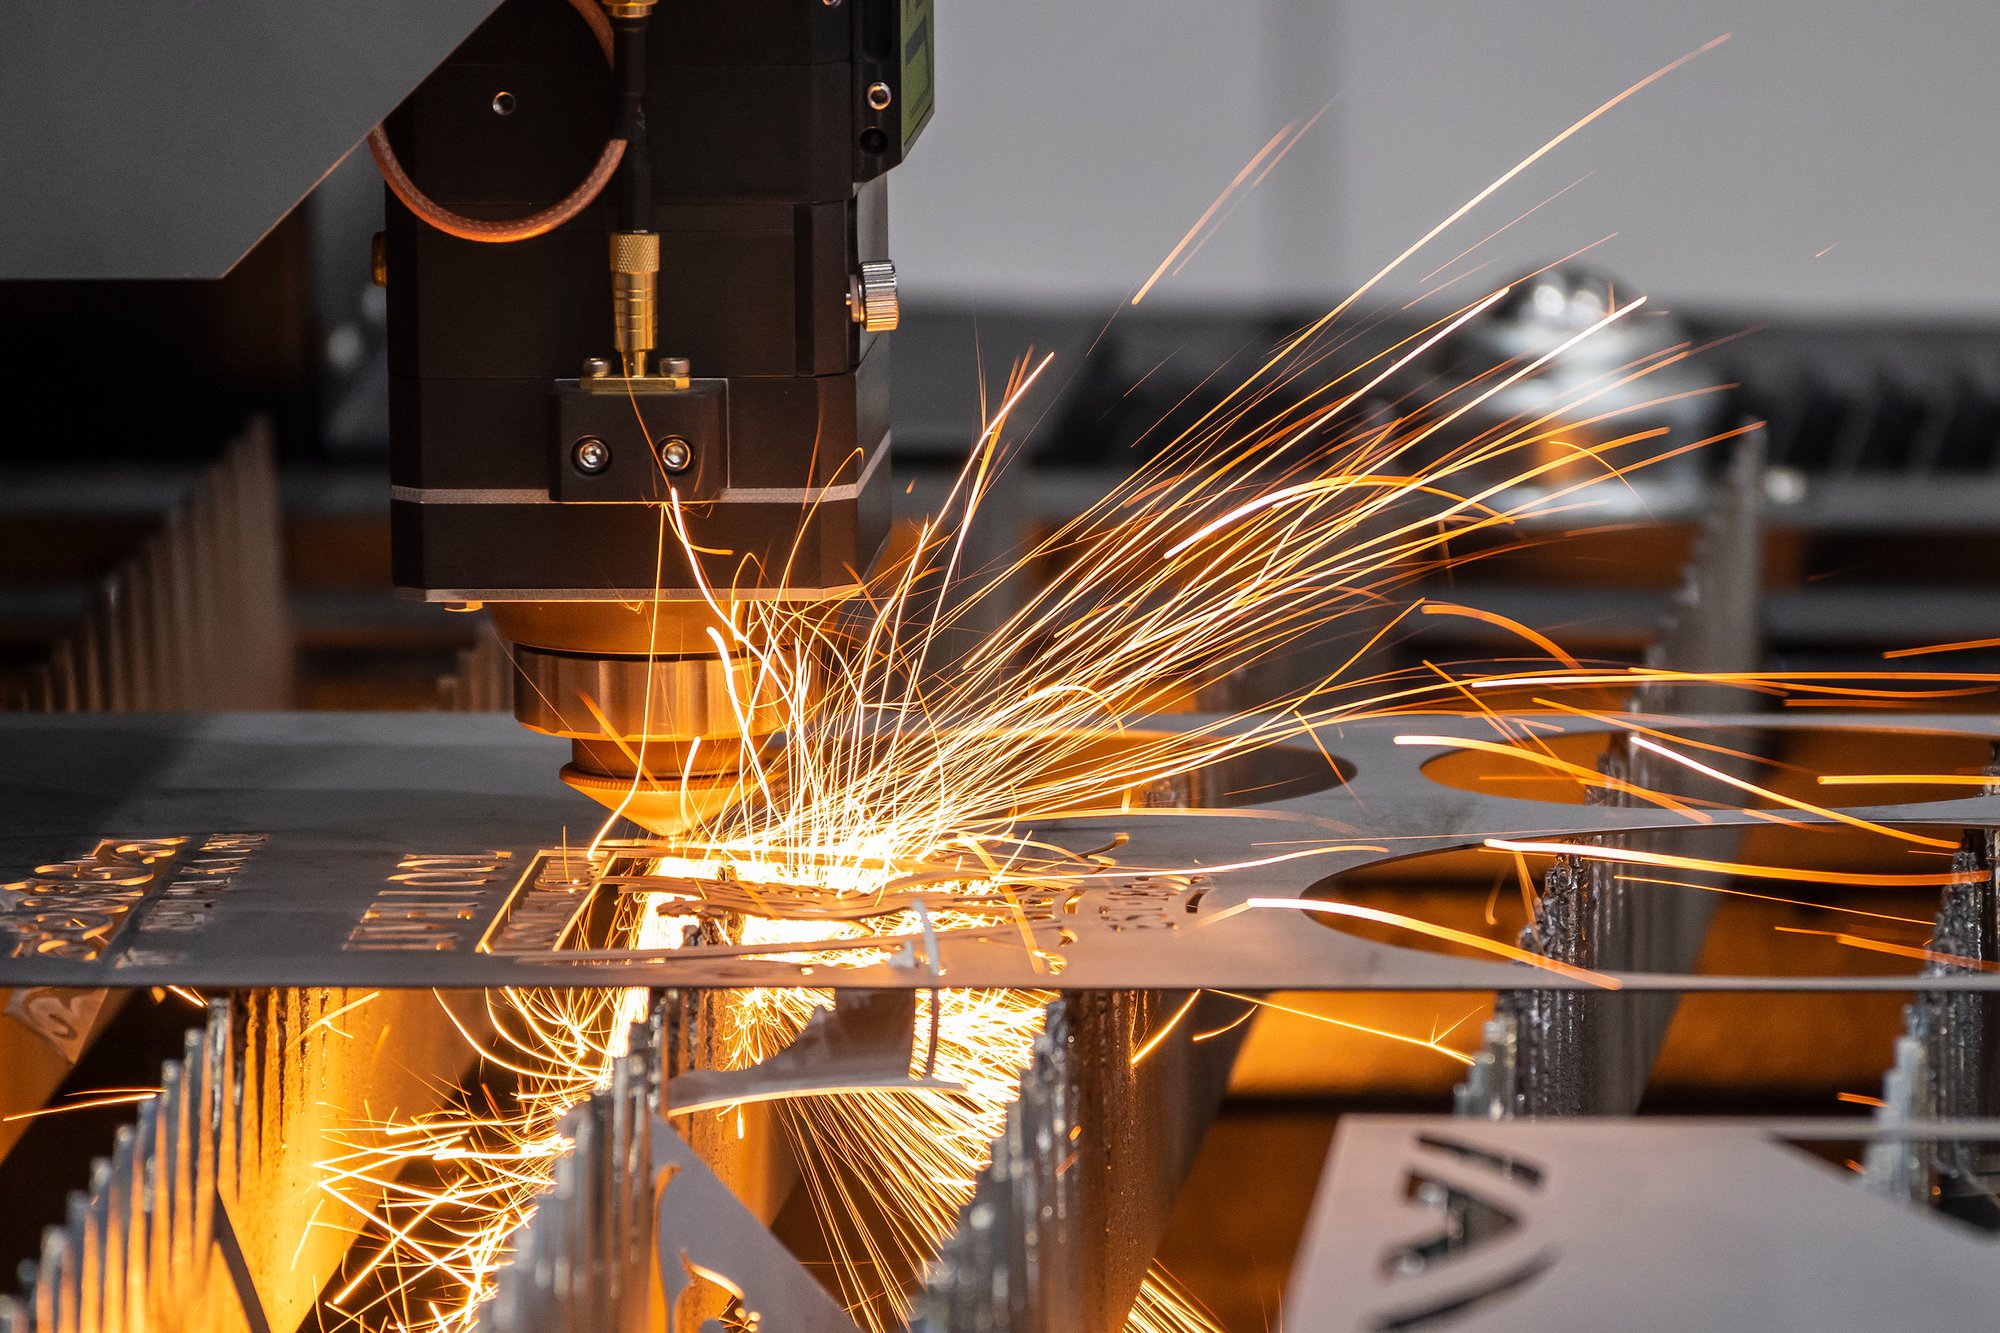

{"left": 4, "top": 1090, "right": 159, "bottom": 1123}
{"left": 1883, "top": 635, "right": 2000, "bottom": 659}
{"left": 1209, "top": 990, "right": 1477, "bottom": 1065}
{"left": 1609, "top": 873, "right": 1934, "bottom": 927}
{"left": 1819, "top": 773, "right": 1998, "bottom": 788}
{"left": 1131, "top": 991, "right": 1206, "bottom": 1067}
{"left": 1207, "top": 898, "right": 1619, "bottom": 988}
{"left": 336, "top": 49, "right": 1765, "bottom": 1327}
{"left": 1132, "top": 122, "right": 1296, "bottom": 306}
{"left": 1774, "top": 926, "right": 2000, "bottom": 972}
{"left": 1393, "top": 733, "right": 1707, "bottom": 816}
{"left": 1483, "top": 838, "right": 1980, "bottom": 889}
{"left": 1623, "top": 734, "right": 1958, "bottom": 849}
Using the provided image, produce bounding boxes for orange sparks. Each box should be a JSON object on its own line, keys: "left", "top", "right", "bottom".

{"left": 1206, "top": 897, "right": 1621, "bottom": 989}
{"left": 1775, "top": 926, "right": 2000, "bottom": 972}
{"left": 1625, "top": 734, "right": 1958, "bottom": 849}
{"left": 1483, "top": 838, "right": 1979, "bottom": 889}
{"left": 1817, "top": 773, "right": 1997, "bottom": 788}
{"left": 1130, "top": 990, "right": 1205, "bottom": 1067}
{"left": 1210, "top": 990, "right": 1477, "bottom": 1066}
{"left": 1131, "top": 122, "right": 1298, "bottom": 306}
{"left": 1881, "top": 637, "right": 2000, "bottom": 659}
{"left": 1417, "top": 601, "right": 1581, "bottom": 669}
{"left": 4, "top": 1090, "right": 159, "bottom": 1123}
{"left": 1395, "top": 733, "right": 1708, "bottom": 816}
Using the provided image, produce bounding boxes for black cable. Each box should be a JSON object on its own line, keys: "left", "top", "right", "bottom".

{"left": 611, "top": 14, "right": 652, "bottom": 234}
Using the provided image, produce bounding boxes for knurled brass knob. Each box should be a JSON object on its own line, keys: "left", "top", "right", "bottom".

{"left": 609, "top": 230, "right": 660, "bottom": 275}
{"left": 848, "top": 260, "right": 899, "bottom": 332}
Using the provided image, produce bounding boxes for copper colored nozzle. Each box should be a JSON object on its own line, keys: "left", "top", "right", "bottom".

{"left": 609, "top": 230, "right": 660, "bottom": 374}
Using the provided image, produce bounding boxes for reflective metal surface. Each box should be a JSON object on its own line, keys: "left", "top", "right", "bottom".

{"left": 1289, "top": 1116, "right": 2000, "bottom": 1332}
{"left": 0, "top": 3, "right": 501, "bottom": 278}
{"left": 5, "top": 711, "right": 2000, "bottom": 990}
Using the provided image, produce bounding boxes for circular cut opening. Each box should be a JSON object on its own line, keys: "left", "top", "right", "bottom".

{"left": 1418, "top": 724, "right": 1999, "bottom": 809}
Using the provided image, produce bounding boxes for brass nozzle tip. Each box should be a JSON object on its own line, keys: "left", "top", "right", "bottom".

{"left": 609, "top": 232, "right": 660, "bottom": 367}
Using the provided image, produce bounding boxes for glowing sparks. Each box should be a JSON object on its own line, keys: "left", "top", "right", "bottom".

{"left": 1207, "top": 897, "right": 1621, "bottom": 988}
{"left": 1483, "top": 838, "right": 1981, "bottom": 890}
{"left": 2, "top": 1089, "right": 160, "bottom": 1123}
{"left": 1209, "top": 990, "right": 1477, "bottom": 1066}
{"left": 1774, "top": 926, "right": 2000, "bottom": 972}
{"left": 336, "top": 50, "right": 1767, "bottom": 1328}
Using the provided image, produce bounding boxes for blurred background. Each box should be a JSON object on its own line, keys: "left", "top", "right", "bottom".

{"left": 10, "top": 1, "right": 2000, "bottom": 705}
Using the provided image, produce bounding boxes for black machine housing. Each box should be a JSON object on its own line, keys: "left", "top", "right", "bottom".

{"left": 384, "top": 0, "right": 932, "bottom": 602}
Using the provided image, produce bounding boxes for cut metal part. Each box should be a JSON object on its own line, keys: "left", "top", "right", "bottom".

{"left": 11, "top": 711, "right": 2000, "bottom": 990}
{"left": 1287, "top": 1116, "right": 2000, "bottom": 1332}
{"left": 476, "top": 986, "right": 1241, "bottom": 1333}
{"left": 664, "top": 988, "right": 961, "bottom": 1116}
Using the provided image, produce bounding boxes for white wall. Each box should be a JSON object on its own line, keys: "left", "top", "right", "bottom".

{"left": 892, "top": 1, "right": 2000, "bottom": 317}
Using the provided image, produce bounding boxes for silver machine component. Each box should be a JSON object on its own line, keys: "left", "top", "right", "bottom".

{"left": 0, "top": 991, "right": 477, "bottom": 1333}
{"left": 1, "top": 425, "right": 1997, "bottom": 1325}
{"left": 4, "top": 0, "right": 1998, "bottom": 1322}
{"left": 849, "top": 260, "right": 901, "bottom": 332}
{"left": 9, "top": 478, "right": 2000, "bottom": 1328}
{"left": 1287, "top": 1116, "right": 2000, "bottom": 1333}
{"left": 1459, "top": 434, "right": 1767, "bottom": 1117}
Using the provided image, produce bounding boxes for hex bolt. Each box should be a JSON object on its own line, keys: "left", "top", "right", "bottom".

{"left": 572, "top": 436, "right": 612, "bottom": 475}
{"left": 657, "top": 436, "right": 693, "bottom": 474}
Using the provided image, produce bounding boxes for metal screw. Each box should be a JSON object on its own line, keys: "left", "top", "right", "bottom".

{"left": 656, "top": 436, "right": 693, "bottom": 473}
{"left": 582, "top": 357, "right": 611, "bottom": 379}
{"left": 572, "top": 437, "right": 612, "bottom": 475}
{"left": 662, "top": 355, "right": 690, "bottom": 378}
{"left": 866, "top": 82, "right": 893, "bottom": 111}
{"left": 492, "top": 91, "right": 516, "bottom": 116}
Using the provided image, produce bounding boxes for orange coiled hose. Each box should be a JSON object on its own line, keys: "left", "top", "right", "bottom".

{"left": 367, "top": 0, "right": 624, "bottom": 243}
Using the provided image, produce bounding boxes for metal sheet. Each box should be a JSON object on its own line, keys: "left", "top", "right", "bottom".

{"left": 5, "top": 712, "right": 2000, "bottom": 990}
{"left": 0, "top": 2, "right": 499, "bottom": 278}
{"left": 1287, "top": 1115, "right": 2000, "bottom": 1332}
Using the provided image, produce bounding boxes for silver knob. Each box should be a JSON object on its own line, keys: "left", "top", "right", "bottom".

{"left": 848, "top": 260, "right": 899, "bottom": 332}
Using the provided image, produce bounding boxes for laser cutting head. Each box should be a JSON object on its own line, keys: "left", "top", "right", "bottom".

{"left": 497, "top": 600, "right": 809, "bottom": 832}
{"left": 380, "top": 0, "right": 932, "bottom": 822}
